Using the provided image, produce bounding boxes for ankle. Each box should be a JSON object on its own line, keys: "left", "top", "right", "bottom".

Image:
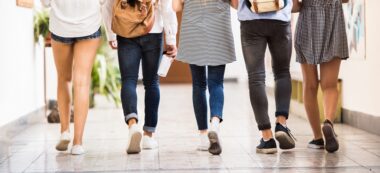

{"left": 324, "top": 119, "right": 334, "bottom": 125}
{"left": 262, "top": 129, "right": 273, "bottom": 140}
{"left": 144, "top": 131, "right": 153, "bottom": 137}
{"left": 200, "top": 130, "right": 208, "bottom": 135}
{"left": 211, "top": 116, "right": 220, "bottom": 123}
{"left": 60, "top": 127, "right": 70, "bottom": 133}
{"left": 73, "top": 139, "right": 82, "bottom": 145}
{"left": 276, "top": 116, "right": 287, "bottom": 125}
{"left": 127, "top": 118, "right": 137, "bottom": 127}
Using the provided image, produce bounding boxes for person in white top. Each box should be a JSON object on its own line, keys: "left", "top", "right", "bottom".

{"left": 40, "top": 0, "right": 104, "bottom": 155}
{"left": 102, "top": 0, "right": 178, "bottom": 154}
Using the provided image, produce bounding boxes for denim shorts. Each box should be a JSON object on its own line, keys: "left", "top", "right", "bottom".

{"left": 51, "top": 28, "right": 101, "bottom": 44}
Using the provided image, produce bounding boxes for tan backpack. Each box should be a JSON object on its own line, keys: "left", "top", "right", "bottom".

{"left": 112, "top": 0, "right": 158, "bottom": 38}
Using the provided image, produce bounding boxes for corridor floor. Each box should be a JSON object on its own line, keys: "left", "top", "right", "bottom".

{"left": 1, "top": 84, "right": 380, "bottom": 173}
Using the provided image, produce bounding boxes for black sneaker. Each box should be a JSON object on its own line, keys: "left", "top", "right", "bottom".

{"left": 274, "top": 123, "right": 296, "bottom": 150}
{"left": 256, "top": 138, "right": 277, "bottom": 154}
{"left": 308, "top": 138, "right": 325, "bottom": 149}
{"left": 322, "top": 119, "right": 339, "bottom": 153}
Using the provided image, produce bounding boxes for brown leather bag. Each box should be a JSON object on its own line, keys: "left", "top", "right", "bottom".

{"left": 112, "top": 0, "right": 157, "bottom": 38}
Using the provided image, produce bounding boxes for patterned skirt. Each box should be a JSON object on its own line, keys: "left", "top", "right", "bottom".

{"left": 295, "top": 0, "right": 349, "bottom": 64}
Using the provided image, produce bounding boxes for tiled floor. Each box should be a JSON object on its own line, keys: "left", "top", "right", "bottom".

{"left": 1, "top": 83, "right": 380, "bottom": 173}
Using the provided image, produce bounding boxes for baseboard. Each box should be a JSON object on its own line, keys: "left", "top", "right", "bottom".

{"left": 342, "top": 108, "right": 380, "bottom": 136}
{"left": 0, "top": 106, "right": 46, "bottom": 141}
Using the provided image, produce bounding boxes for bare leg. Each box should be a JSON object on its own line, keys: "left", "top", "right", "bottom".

{"left": 51, "top": 40, "right": 74, "bottom": 133}
{"left": 301, "top": 64, "right": 322, "bottom": 140}
{"left": 320, "top": 58, "right": 341, "bottom": 122}
{"left": 72, "top": 38, "right": 100, "bottom": 145}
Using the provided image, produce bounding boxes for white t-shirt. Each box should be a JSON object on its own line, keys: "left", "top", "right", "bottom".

{"left": 41, "top": 0, "right": 178, "bottom": 45}
{"left": 41, "top": 0, "right": 102, "bottom": 38}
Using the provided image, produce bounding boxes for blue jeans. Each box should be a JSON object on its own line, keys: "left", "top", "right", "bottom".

{"left": 190, "top": 64, "right": 226, "bottom": 130}
{"left": 117, "top": 33, "right": 163, "bottom": 133}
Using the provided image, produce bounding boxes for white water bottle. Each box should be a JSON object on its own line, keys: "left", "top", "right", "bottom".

{"left": 157, "top": 54, "right": 174, "bottom": 77}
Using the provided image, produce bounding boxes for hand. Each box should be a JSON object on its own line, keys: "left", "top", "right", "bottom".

{"left": 165, "top": 45, "right": 177, "bottom": 58}
{"left": 108, "top": 41, "right": 118, "bottom": 49}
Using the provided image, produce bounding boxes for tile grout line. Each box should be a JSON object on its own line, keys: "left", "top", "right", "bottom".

{"left": 22, "top": 150, "right": 44, "bottom": 173}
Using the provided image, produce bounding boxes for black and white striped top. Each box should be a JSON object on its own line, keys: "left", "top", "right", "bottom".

{"left": 176, "top": 0, "right": 236, "bottom": 66}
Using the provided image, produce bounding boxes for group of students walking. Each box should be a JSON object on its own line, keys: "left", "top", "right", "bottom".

{"left": 41, "top": 0, "right": 349, "bottom": 155}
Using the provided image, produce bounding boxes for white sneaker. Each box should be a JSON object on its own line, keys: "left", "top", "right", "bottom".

{"left": 56, "top": 131, "right": 71, "bottom": 151}
{"left": 126, "top": 124, "right": 142, "bottom": 154}
{"left": 208, "top": 123, "right": 222, "bottom": 155}
{"left": 197, "top": 133, "right": 209, "bottom": 151}
{"left": 71, "top": 145, "right": 85, "bottom": 155}
{"left": 142, "top": 135, "right": 158, "bottom": 149}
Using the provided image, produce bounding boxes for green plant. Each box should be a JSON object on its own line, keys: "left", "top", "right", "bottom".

{"left": 34, "top": 10, "right": 50, "bottom": 43}
{"left": 90, "top": 27, "right": 122, "bottom": 108}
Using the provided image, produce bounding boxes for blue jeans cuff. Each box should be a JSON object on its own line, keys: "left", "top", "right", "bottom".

{"left": 125, "top": 113, "right": 138, "bottom": 125}
{"left": 143, "top": 126, "right": 156, "bottom": 133}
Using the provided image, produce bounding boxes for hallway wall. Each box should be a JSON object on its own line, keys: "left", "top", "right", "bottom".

{"left": 0, "top": 0, "right": 45, "bottom": 127}
{"left": 339, "top": 0, "right": 380, "bottom": 117}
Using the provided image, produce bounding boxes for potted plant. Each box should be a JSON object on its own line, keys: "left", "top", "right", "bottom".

{"left": 34, "top": 10, "right": 51, "bottom": 47}
{"left": 90, "top": 27, "right": 122, "bottom": 108}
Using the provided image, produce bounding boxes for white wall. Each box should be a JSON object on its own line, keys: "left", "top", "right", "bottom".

{"left": 0, "top": 1, "right": 45, "bottom": 127}
{"left": 339, "top": 0, "right": 380, "bottom": 117}
{"left": 224, "top": 8, "right": 247, "bottom": 81}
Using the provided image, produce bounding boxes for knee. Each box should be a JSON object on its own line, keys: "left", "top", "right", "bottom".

{"left": 57, "top": 72, "right": 72, "bottom": 83}
{"left": 73, "top": 74, "right": 91, "bottom": 88}
{"left": 320, "top": 80, "right": 338, "bottom": 92}
{"left": 303, "top": 81, "right": 319, "bottom": 94}
{"left": 273, "top": 68, "right": 290, "bottom": 81}
{"left": 248, "top": 71, "right": 265, "bottom": 86}
{"left": 207, "top": 77, "right": 223, "bottom": 89}
{"left": 193, "top": 81, "right": 207, "bottom": 91}
{"left": 143, "top": 77, "right": 159, "bottom": 89}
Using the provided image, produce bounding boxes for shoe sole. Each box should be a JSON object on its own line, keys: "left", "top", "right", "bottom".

{"left": 71, "top": 150, "right": 85, "bottom": 155}
{"left": 56, "top": 140, "right": 70, "bottom": 151}
{"left": 208, "top": 131, "right": 222, "bottom": 155}
{"left": 127, "top": 132, "right": 142, "bottom": 154}
{"left": 307, "top": 143, "right": 324, "bottom": 149}
{"left": 275, "top": 131, "right": 295, "bottom": 150}
{"left": 322, "top": 124, "right": 339, "bottom": 153}
{"left": 256, "top": 148, "right": 278, "bottom": 154}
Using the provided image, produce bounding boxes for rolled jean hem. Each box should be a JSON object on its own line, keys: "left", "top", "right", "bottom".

{"left": 275, "top": 111, "right": 289, "bottom": 119}
{"left": 143, "top": 126, "right": 156, "bottom": 133}
{"left": 258, "top": 124, "right": 272, "bottom": 131}
{"left": 125, "top": 113, "right": 139, "bottom": 125}
{"left": 210, "top": 115, "right": 223, "bottom": 123}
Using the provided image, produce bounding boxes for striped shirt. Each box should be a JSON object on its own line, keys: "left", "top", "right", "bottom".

{"left": 176, "top": 0, "right": 236, "bottom": 66}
